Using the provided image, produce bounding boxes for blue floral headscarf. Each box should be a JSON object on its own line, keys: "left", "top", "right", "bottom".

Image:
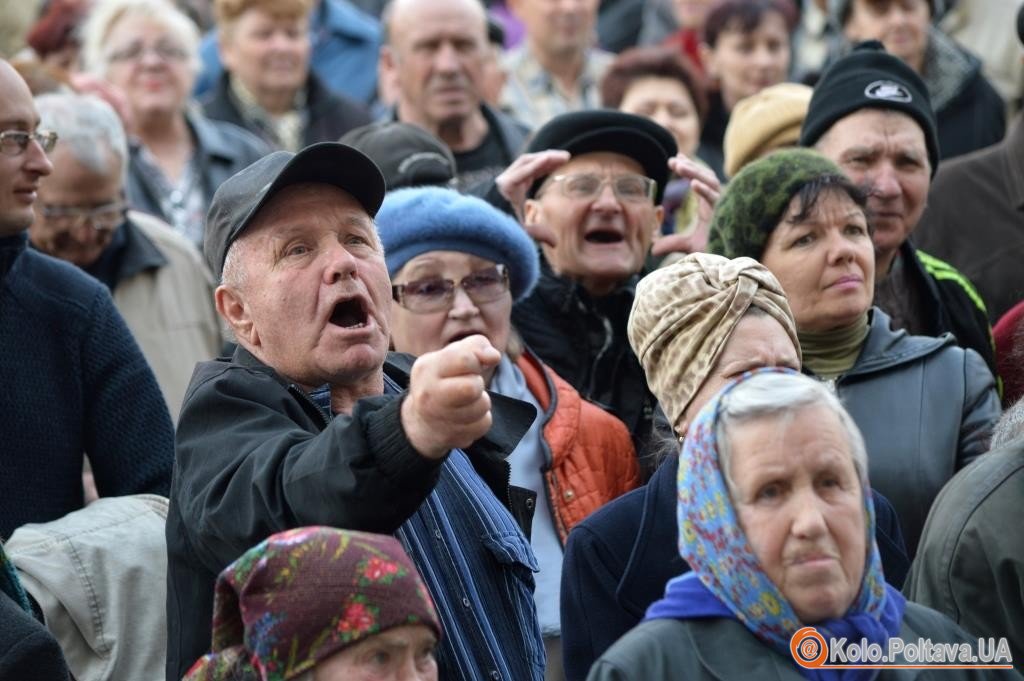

{"left": 646, "top": 367, "right": 905, "bottom": 681}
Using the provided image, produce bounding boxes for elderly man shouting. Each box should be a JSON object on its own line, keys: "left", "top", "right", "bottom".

{"left": 166, "top": 143, "right": 544, "bottom": 680}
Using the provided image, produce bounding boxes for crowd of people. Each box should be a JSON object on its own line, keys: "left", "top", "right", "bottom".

{"left": 2, "top": 0, "right": 1024, "bottom": 679}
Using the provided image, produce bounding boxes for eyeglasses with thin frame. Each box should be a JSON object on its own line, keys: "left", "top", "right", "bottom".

{"left": 40, "top": 200, "right": 128, "bottom": 233}
{"left": 0, "top": 130, "right": 58, "bottom": 157}
{"left": 392, "top": 264, "right": 510, "bottom": 313}
{"left": 106, "top": 41, "right": 189, "bottom": 64}
{"left": 540, "top": 173, "right": 657, "bottom": 203}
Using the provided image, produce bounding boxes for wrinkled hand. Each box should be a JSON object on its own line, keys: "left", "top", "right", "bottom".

{"left": 652, "top": 155, "right": 723, "bottom": 257}
{"left": 401, "top": 335, "right": 502, "bottom": 460}
{"left": 494, "top": 149, "right": 570, "bottom": 247}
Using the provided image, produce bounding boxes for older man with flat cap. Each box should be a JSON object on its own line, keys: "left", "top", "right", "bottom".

{"left": 167, "top": 142, "right": 545, "bottom": 680}
{"left": 800, "top": 40, "right": 996, "bottom": 376}
{"left": 495, "top": 109, "right": 720, "bottom": 461}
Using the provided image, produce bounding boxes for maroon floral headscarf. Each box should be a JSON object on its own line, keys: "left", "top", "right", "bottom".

{"left": 184, "top": 527, "right": 441, "bottom": 681}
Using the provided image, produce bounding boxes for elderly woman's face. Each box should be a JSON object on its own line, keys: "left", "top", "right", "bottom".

{"left": 312, "top": 624, "right": 438, "bottom": 680}
{"left": 102, "top": 16, "right": 195, "bottom": 120}
{"left": 760, "top": 190, "right": 874, "bottom": 333}
{"left": 390, "top": 251, "right": 513, "bottom": 369}
{"left": 728, "top": 404, "right": 866, "bottom": 622}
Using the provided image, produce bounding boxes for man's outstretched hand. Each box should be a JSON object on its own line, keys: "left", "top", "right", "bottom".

{"left": 401, "top": 335, "right": 502, "bottom": 460}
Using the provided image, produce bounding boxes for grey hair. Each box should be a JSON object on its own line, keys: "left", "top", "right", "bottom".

{"left": 715, "top": 372, "right": 869, "bottom": 494}
{"left": 220, "top": 237, "right": 249, "bottom": 290}
{"left": 35, "top": 93, "right": 127, "bottom": 176}
{"left": 991, "top": 397, "right": 1024, "bottom": 449}
{"left": 80, "top": 0, "right": 201, "bottom": 78}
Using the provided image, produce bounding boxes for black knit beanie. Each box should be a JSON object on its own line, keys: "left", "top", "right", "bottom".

{"left": 707, "top": 148, "right": 848, "bottom": 260}
{"left": 800, "top": 41, "right": 939, "bottom": 176}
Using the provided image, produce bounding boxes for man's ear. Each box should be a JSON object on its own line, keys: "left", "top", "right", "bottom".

{"left": 652, "top": 204, "right": 665, "bottom": 239}
{"left": 215, "top": 284, "right": 258, "bottom": 348}
{"left": 523, "top": 198, "right": 542, "bottom": 225}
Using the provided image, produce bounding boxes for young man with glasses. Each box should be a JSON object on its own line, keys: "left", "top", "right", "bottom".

{"left": 0, "top": 59, "right": 174, "bottom": 539}
{"left": 493, "top": 110, "right": 720, "bottom": 464}
{"left": 30, "top": 92, "right": 223, "bottom": 420}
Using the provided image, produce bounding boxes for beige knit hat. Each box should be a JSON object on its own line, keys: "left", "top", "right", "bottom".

{"left": 627, "top": 253, "right": 801, "bottom": 431}
{"left": 723, "top": 82, "right": 813, "bottom": 178}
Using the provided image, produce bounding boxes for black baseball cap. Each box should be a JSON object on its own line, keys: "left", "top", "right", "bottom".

{"left": 204, "top": 142, "right": 386, "bottom": 279}
{"left": 339, "top": 122, "right": 456, "bottom": 191}
{"left": 524, "top": 110, "right": 678, "bottom": 202}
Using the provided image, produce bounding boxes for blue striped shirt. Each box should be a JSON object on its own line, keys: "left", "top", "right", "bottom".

{"left": 313, "top": 382, "right": 546, "bottom": 680}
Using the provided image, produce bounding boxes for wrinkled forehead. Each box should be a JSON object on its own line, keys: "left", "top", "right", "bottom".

{"left": 825, "top": 108, "right": 927, "bottom": 154}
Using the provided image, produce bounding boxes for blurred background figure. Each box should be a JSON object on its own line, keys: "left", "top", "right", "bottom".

{"left": 832, "top": 0, "right": 1005, "bottom": 160}
{"left": 601, "top": 45, "right": 708, "bottom": 243}
{"left": 661, "top": 0, "right": 715, "bottom": 75}
{"left": 184, "top": 527, "right": 442, "bottom": 681}
{"left": 914, "top": 5, "right": 1024, "bottom": 330}
{"left": 500, "top": 0, "right": 610, "bottom": 129}
{"left": 380, "top": 0, "right": 530, "bottom": 192}
{"left": 722, "top": 81, "right": 811, "bottom": 178}
{"left": 200, "top": 0, "right": 372, "bottom": 151}
{"left": 23, "top": 0, "right": 89, "bottom": 75}
{"left": 31, "top": 91, "right": 222, "bottom": 420}
{"left": 194, "top": 0, "right": 382, "bottom": 106}
{"left": 696, "top": 0, "right": 797, "bottom": 178}
{"left": 80, "top": 0, "right": 270, "bottom": 246}
{"left": 340, "top": 121, "right": 457, "bottom": 191}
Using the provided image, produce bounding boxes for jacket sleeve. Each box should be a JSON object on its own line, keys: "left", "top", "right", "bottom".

{"left": 561, "top": 522, "right": 637, "bottom": 681}
{"left": 174, "top": 366, "right": 443, "bottom": 574}
{"left": 957, "top": 348, "right": 1001, "bottom": 469}
{"left": 82, "top": 288, "right": 175, "bottom": 498}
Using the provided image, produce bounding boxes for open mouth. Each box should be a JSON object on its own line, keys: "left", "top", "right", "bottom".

{"left": 446, "top": 330, "right": 482, "bottom": 345}
{"left": 329, "top": 298, "right": 369, "bottom": 329}
{"left": 585, "top": 229, "right": 624, "bottom": 244}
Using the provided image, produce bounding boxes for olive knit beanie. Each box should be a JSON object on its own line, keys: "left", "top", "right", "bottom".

{"left": 707, "top": 148, "right": 847, "bottom": 260}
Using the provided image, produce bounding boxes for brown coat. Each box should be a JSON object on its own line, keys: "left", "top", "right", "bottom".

{"left": 517, "top": 352, "right": 640, "bottom": 542}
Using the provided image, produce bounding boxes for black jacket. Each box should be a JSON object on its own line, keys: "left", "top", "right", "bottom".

{"left": 901, "top": 240, "right": 997, "bottom": 379}
{"left": 125, "top": 108, "right": 271, "bottom": 233}
{"left": 923, "top": 27, "right": 1005, "bottom": 161}
{"left": 512, "top": 257, "right": 661, "bottom": 467}
{"left": 200, "top": 71, "right": 372, "bottom": 149}
{"left": 560, "top": 454, "right": 911, "bottom": 681}
{"left": 165, "top": 346, "right": 535, "bottom": 680}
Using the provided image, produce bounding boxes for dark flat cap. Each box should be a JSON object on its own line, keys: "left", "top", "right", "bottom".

{"left": 339, "top": 122, "right": 456, "bottom": 191}
{"left": 203, "top": 143, "right": 385, "bottom": 280}
{"left": 525, "top": 110, "right": 678, "bottom": 202}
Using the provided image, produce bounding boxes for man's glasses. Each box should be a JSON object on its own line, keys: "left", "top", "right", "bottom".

{"left": 0, "top": 130, "right": 58, "bottom": 157}
{"left": 40, "top": 200, "right": 128, "bottom": 233}
{"left": 392, "top": 265, "right": 510, "bottom": 313}
{"left": 540, "top": 173, "right": 657, "bottom": 203}
{"left": 106, "top": 41, "right": 189, "bottom": 64}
